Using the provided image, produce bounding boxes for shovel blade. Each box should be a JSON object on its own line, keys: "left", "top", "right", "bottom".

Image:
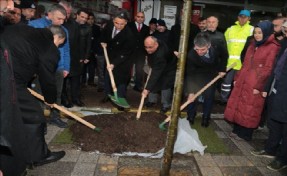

{"left": 108, "top": 94, "right": 130, "bottom": 108}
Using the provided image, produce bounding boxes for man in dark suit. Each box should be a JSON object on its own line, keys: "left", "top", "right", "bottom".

{"left": 142, "top": 36, "right": 177, "bottom": 114}
{"left": 128, "top": 12, "right": 149, "bottom": 92}
{"left": 0, "top": 25, "right": 66, "bottom": 175}
{"left": 100, "top": 11, "right": 135, "bottom": 107}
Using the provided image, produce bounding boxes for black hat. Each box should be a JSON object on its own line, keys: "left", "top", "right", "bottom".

{"left": 115, "top": 11, "right": 129, "bottom": 21}
{"left": 149, "top": 18, "right": 157, "bottom": 24}
{"left": 21, "top": 0, "right": 36, "bottom": 9}
{"left": 157, "top": 19, "right": 166, "bottom": 26}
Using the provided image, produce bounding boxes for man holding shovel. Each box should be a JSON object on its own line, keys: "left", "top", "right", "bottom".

{"left": 142, "top": 36, "right": 177, "bottom": 113}
{"left": 100, "top": 11, "right": 135, "bottom": 109}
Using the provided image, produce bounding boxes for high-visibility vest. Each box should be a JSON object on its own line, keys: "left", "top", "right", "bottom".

{"left": 225, "top": 21, "right": 254, "bottom": 70}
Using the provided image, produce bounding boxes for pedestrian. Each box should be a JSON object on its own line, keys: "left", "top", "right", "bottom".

{"left": 250, "top": 21, "right": 287, "bottom": 171}
{"left": 128, "top": 11, "right": 150, "bottom": 92}
{"left": 221, "top": 10, "right": 254, "bottom": 103}
{"left": 142, "top": 36, "right": 177, "bottom": 114}
{"left": 224, "top": 20, "right": 280, "bottom": 141}
{"left": 0, "top": 24, "right": 66, "bottom": 175}
{"left": 185, "top": 32, "right": 227, "bottom": 127}
{"left": 100, "top": 11, "right": 135, "bottom": 109}
{"left": 29, "top": 4, "right": 70, "bottom": 128}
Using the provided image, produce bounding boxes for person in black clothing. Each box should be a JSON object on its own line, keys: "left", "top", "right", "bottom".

{"left": 88, "top": 12, "right": 105, "bottom": 92}
{"left": 20, "top": 0, "right": 36, "bottom": 24}
{"left": 0, "top": 24, "right": 66, "bottom": 176}
{"left": 142, "top": 36, "right": 177, "bottom": 113}
{"left": 100, "top": 11, "right": 135, "bottom": 106}
{"left": 128, "top": 11, "right": 150, "bottom": 92}
{"left": 152, "top": 19, "right": 170, "bottom": 45}
{"left": 185, "top": 32, "right": 227, "bottom": 127}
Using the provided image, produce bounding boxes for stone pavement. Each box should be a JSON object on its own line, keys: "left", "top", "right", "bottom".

{"left": 26, "top": 112, "right": 287, "bottom": 176}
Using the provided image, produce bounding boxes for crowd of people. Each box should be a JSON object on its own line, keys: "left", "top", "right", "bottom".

{"left": 1, "top": 0, "right": 287, "bottom": 175}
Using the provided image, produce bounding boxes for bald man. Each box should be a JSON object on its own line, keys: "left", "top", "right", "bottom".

{"left": 143, "top": 36, "right": 177, "bottom": 114}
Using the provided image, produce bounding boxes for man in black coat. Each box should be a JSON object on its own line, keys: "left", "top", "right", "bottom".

{"left": 128, "top": 11, "right": 149, "bottom": 92}
{"left": 101, "top": 11, "right": 135, "bottom": 105}
{"left": 185, "top": 32, "right": 227, "bottom": 127}
{"left": 0, "top": 25, "right": 66, "bottom": 175}
{"left": 142, "top": 36, "right": 177, "bottom": 113}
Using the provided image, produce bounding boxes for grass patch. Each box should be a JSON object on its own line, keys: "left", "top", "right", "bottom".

{"left": 51, "top": 121, "right": 74, "bottom": 144}
{"left": 192, "top": 117, "right": 230, "bottom": 154}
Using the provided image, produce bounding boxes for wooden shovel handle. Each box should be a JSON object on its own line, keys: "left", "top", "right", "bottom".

{"left": 164, "top": 62, "right": 237, "bottom": 123}
{"left": 28, "top": 88, "right": 97, "bottom": 130}
{"left": 136, "top": 68, "right": 152, "bottom": 119}
{"left": 101, "top": 43, "right": 117, "bottom": 93}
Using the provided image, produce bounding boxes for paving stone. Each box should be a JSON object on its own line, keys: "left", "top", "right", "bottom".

{"left": 230, "top": 156, "right": 253, "bottom": 166}
{"left": 60, "top": 150, "right": 81, "bottom": 162}
{"left": 246, "top": 156, "right": 274, "bottom": 167}
{"left": 194, "top": 153, "right": 217, "bottom": 167}
{"left": 257, "top": 166, "right": 285, "bottom": 176}
{"left": 71, "top": 163, "right": 97, "bottom": 176}
{"left": 199, "top": 166, "right": 222, "bottom": 176}
{"left": 232, "top": 140, "right": 254, "bottom": 155}
{"left": 215, "top": 130, "right": 228, "bottom": 139}
{"left": 220, "top": 166, "right": 262, "bottom": 176}
{"left": 98, "top": 155, "right": 119, "bottom": 165}
{"left": 78, "top": 152, "right": 99, "bottom": 163}
{"left": 213, "top": 120, "right": 233, "bottom": 132}
{"left": 212, "top": 155, "right": 237, "bottom": 167}
{"left": 27, "top": 161, "right": 75, "bottom": 176}
{"left": 94, "top": 164, "right": 117, "bottom": 176}
{"left": 45, "top": 125, "right": 62, "bottom": 144}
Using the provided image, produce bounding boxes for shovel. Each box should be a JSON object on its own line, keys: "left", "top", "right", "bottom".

{"left": 28, "top": 88, "right": 101, "bottom": 132}
{"left": 159, "top": 62, "right": 236, "bottom": 131}
{"left": 136, "top": 68, "right": 152, "bottom": 120}
{"left": 101, "top": 43, "right": 130, "bottom": 108}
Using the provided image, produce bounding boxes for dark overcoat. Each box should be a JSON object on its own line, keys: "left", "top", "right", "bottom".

{"left": 224, "top": 35, "right": 280, "bottom": 128}
{"left": 146, "top": 41, "right": 177, "bottom": 92}
{"left": 0, "top": 25, "right": 58, "bottom": 164}
{"left": 267, "top": 39, "right": 287, "bottom": 123}
{"left": 101, "top": 22, "right": 135, "bottom": 85}
{"left": 185, "top": 45, "right": 227, "bottom": 95}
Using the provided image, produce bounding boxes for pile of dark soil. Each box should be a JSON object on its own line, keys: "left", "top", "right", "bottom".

{"left": 70, "top": 112, "right": 167, "bottom": 154}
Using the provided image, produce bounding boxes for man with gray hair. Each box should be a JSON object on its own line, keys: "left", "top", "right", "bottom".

{"left": 29, "top": 4, "right": 70, "bottom": 128}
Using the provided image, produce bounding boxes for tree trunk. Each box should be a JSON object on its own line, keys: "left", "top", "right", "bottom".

{"left": 160, "top": 0, "right": 192, "bottom": 175}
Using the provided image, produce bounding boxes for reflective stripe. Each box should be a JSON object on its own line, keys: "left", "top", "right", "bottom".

{"left": 227, "top": 39, "right": 247, "bottom": 43}
{"left": 221, "top": 89, "right": 231, "bottom": 92}
{"left": 229, "top": 55, "right": 240, "bottom": 59}
{"left": 222, "top": 84, "right": 231, "bottom": 87}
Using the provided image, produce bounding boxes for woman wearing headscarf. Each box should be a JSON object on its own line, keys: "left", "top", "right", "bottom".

{"left": 224, "top": 20, "right": 281, "bottom": 141}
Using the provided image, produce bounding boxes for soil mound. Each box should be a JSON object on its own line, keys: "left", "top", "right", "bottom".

{"left": 70, "top": 112, "right": 167, "bottom": 154}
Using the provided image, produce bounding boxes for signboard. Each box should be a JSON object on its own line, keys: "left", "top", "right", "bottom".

{"left": 141, "top": 0, "right": 154, "bottom": 26}
{"left": 163, "top": 5, "right": 177, "bottom": 29}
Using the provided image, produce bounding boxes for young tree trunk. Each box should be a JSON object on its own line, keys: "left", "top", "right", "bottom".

{"left": 160, "top": 0, "right": 192, "bottom": 175}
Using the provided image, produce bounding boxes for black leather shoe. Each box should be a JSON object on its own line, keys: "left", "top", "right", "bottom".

{"left": 101, "top": 96, "right": 110, "bottom": 103}
{"left": 49, "top": 117, "right": 68, "bottom": 128}
{"left": 187, "top": 118, "right": 194, "bottom": 125}
{"left": 33, "top": 151, "right": 65, "bottom": 167}
{"left": 61, "top": 99, "right": 73, "bottom": 108}
{"left": 144, "top": 102, "right": 156, "bottom": 108}
{"left": 201, "top": 118, "right": 209, "bottom": 127}
{"left": 160, "top": 107, "right": 170, "bottom": 114}
{"left": 72, "top": 100, "right": 85, "bottom": 107}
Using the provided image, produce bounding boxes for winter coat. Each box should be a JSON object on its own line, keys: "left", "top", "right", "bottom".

{"left": 100, "top": 22, "right": 135, "bottom": 85}
{"left": 224, "top": 35, "right": 280, "bottom": 128}
{"left": 185, "top": 45, "right": 227, "bottom": 94}
{"left": 29, "top": 17, "right": 71, "bottom": 72}
{"left": 146, "top": 40, "right": 177, "bottom": 92}
{"left": 267, "top": 39, "right": 287, "bottom": 123}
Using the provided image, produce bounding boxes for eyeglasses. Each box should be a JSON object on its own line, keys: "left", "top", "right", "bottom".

{"left": 137, "top": 16, "right": 144, "bottom": 18}
{"left": 145, "top": 46, "right": 154, "bottom": 49}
